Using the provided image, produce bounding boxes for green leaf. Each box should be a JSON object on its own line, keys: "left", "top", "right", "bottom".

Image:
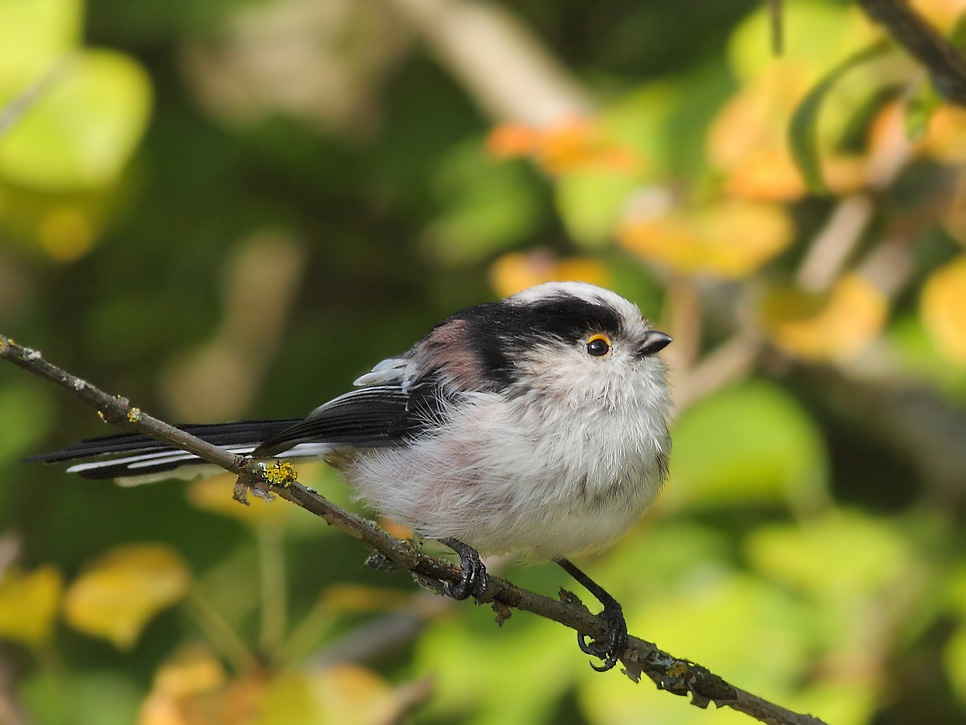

{"left": 906, "top": 77, "right": 943, "bottom": 142}
{"left": 664, "top": 381, "right": 827, "bottom": 510}
{"left": 729, "top": 2, "right": 875, "bottom": 84}
{"left": 745, "top": 511, "right": 912, "bottom": 601}
{"left": 580, "top": 575, "right": 812, "bottom": 725}
{"left": 0, "top": 384, "right": 53, "bottom": 467}
{"left": 415, "top": 613, "right": 574, "bottom": 724}
{"left": 0, "top": 49, "right": 151, "bottom": 190}
{"left": 22, "top": 669, "right": 141, "bottom": 725}
{"left": 554, "top": 168, "right": 639, "bottom": 249}
{"left": 424, "top": 141, "right": 540, "bottom": 265}
{"left": 946, "top": 625, "right": 966, "bottom": 706}
{"left": 887, "top": 314, "right": 966, "bottom": 402}
{"left": 945, "top": 566, "right": 966, "bottom": 704}
{"left": 788, "top": 41, "right": 888, "bottom": 195}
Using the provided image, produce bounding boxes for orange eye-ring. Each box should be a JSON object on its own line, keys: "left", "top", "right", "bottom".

{"left": 586, "top": 334, "right": 611, "bottom": 357}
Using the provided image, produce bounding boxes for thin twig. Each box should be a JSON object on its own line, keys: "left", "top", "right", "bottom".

{"left": 0, "top": 334, "right": 827, "bottom": 725}
{"left": 858, "top": 0, "right": 966, "bottom": 106}
{"left": 0, "top": 54, "right": 78, "bottom": 138}
{"left": 769, "top": 0, "right": 784, "bottom": 56}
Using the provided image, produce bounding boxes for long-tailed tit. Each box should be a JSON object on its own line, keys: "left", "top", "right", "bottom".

{"left": 28, "top": 281, "right": 672, "bottom": 671}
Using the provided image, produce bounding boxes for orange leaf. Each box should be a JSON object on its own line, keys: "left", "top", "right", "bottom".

{"left": 488, "top": 118, "right": 639, "bottom": 176}
{"left": 485, "top": 123, "right": 539, "bottom": 158}
{"left": 489, "top": 251, "right": 610, "bottom": 297}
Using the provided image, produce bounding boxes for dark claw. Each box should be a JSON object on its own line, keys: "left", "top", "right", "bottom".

{"left": 556, "top": 558, "right": 628, "bottom": 672}
{"left": 440, "top": 538, "right": 488, "bottom": 600}
{"left": 578, "top": 598, "right": 627, "bottom": 672}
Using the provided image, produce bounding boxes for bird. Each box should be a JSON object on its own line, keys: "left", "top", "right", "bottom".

{"left": 27, "top": 281, "right": 672, "bottom": 671}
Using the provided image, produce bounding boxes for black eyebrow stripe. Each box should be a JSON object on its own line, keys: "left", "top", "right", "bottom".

{"left": 425, "top": 293, "right": 626, "bottom": 388}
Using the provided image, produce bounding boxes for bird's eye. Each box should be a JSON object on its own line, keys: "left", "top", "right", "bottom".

{"left": 586, "top": 334, "right": 611, "bottom": 357}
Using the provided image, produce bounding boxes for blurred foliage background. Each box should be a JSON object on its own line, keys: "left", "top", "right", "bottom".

{"left": 1, "top": 0, "right": 966, "bottom": 723}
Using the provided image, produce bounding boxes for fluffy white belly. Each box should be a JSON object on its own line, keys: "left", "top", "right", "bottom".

{"left": 342, "top": 390, "right": 668, "bottom": 560}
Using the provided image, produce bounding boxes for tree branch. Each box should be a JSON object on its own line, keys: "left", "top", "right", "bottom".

{"left": 858, "top": 0, "right": 966, "bottom": 106}
{"left": 0, "top": 333, "right": 827, "bottom": 725}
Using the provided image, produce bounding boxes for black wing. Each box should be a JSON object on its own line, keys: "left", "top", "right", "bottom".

{"left": 23, "top": 419, "right": 301, "bottom": 464}
{"left": 252, "top": 382, "right": 444, "bottom": 457}
{"left": 25, "top": 380, "right": 449, "bottom": 481}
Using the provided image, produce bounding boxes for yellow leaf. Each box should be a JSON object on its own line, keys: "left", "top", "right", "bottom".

{"left": 619, "top": 200, "right": 793, "bottom": 278}
{"left": 157, "top": 649, "right": 226, "bottom": 695}
{"left": 921, "top": 256, "right": 966, "bottom": 364}
{"left": 923, "top": 106, "right": 966, "bottom": 164}
{"left": 0, "top": 565, "right": 62, "bottom": 646}
{"left": 186, "top": 474, "right": 290, "bottom": 526}
{"left": 707, "top": 60, "right": 875, "bottom": 200}
{"left": 140, "top": 668, "right": 262, "bottom": 725}
{"left": 489, "top": 250, "right": 610, "bottom": 297}
{"left": 39, "top": 205, "right": 95, "bottom": 261}
{"left": 909, "top": 0, "right": 966, "bottom": 28}
{"left": 761, "top": 275, "right": 889, "bottom": 361}
{"left": 708, "top": 64, "right": 810, "bottom": 174}
{"left": 320, "top": 585, "right": 414, "bottom": 614}
{"left": 65, "top": 544, "right": 190, "bottom": 649}
{"left": 255, "top": 666, "right": 395, "bottom": 725}
{"left": 139, "top": 646, "right": 232, "bottom": 725}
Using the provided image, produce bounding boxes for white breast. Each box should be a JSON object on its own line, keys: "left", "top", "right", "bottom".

{"left": 343, "top": 363, "right": 670, "bottom": 560}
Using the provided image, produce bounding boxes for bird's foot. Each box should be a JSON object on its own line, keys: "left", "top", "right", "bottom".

{"left": 577, "top": 597, "right": 627, "bottom": 672}
{"left": 439, "top": 538, "right": 488, "bottom": 600}
{"left": 556, "top": 557, "right": 628, "bottom": 672}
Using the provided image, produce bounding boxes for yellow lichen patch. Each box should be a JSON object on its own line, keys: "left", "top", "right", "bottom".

{"left": 489, "top": 250, "right": 610, "bottom": 297}
{"left": 618, "top": 200, "right": 793, "bottom": 278}
{"left": 921, "top": 256, "right": 966, "bottom": 364}
{"left": 666, "top": 662, "right": 689, "bottom": 678}
{"left": 187, "top": 473, "right": 290, "bottom": 525}
{"left": 0, "top": 565, "right": 63, "bottom": 647}
{"left": 64, "top": 544, "right": 191, "bottom": 649}
{"left": 126, "top": 406, "right": 142, "bottom": 422}
{"left": 261, "top": 460, "right": 297, "bottom": 488}
{"left": 761, "top": 275, "right": 889, "bottom": 361}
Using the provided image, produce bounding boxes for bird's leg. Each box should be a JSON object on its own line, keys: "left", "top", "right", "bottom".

{"left": 439, "top": 537, "right": 488, "bottom": 600}
{"left": 556, "top": 558, "right": 627, "bottom": 672}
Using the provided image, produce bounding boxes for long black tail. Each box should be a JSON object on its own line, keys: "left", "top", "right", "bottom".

{"left": 24, "top": 420, "right": 301, "bottom": 482}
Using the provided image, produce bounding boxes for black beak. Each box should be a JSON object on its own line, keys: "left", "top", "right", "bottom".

{"left": 638, "top": 330, "right": 672, "bottom": 358}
